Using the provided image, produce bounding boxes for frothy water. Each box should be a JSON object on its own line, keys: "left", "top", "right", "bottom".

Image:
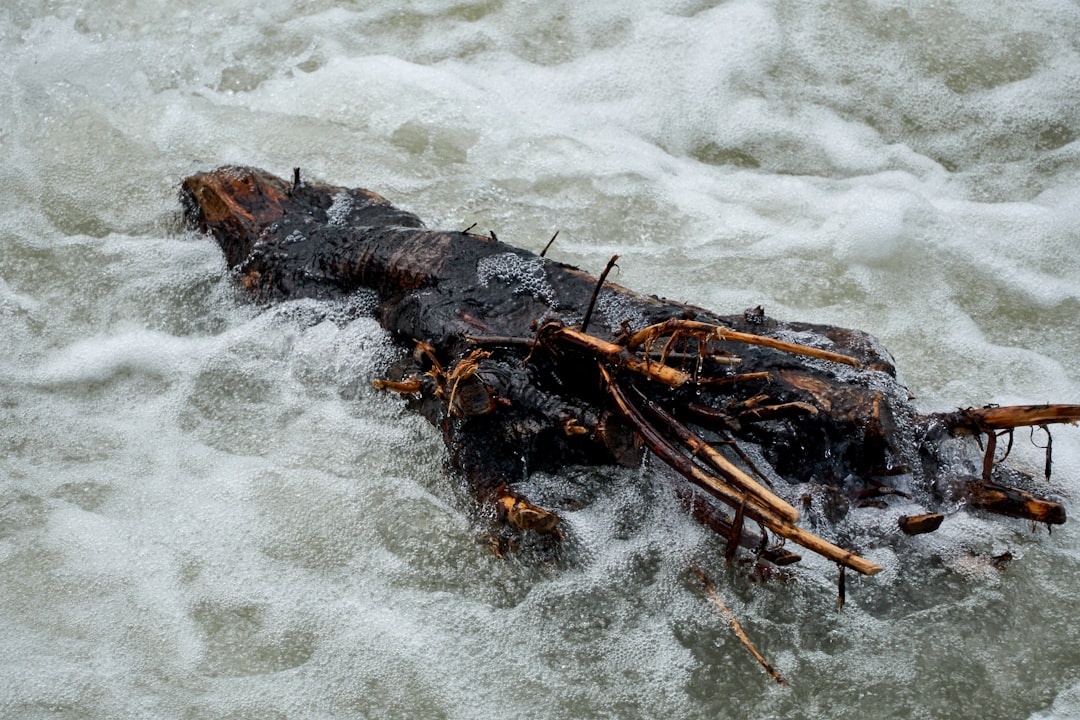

{"left": 2, "top": 1, "right": 1080, "bottom": 718}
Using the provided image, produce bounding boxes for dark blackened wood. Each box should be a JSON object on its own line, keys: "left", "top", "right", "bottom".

{"left": 180, "top": 166, "right": 1074, "bottom": 576}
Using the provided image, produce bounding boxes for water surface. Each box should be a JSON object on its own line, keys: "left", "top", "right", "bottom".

{"left": 2, "top": 1, "right": 1079, "bottom": 718}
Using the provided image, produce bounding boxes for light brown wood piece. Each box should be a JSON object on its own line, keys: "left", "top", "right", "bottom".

{"left": 954, "top": 404, "right": 1080, "bottom": 431}
{"left": 625, "top": 319, "right": 862, "bottom": 369}
{"left": 551, "top": 326, "right": 692, "bottom": 387}
{"left": 694, "top": 565, "right": 790, "bottom": 686}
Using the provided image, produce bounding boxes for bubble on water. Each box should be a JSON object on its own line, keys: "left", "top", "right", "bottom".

{"left": 476, "top": 251, "right": 558, "bottom": 309}
{"left": 3, "top": 0, "right": 1080, "bottom": 718}
{"left": 1029, "top": 681, "right": 1080, "bottom": 720}
{"left": 326, "top": 191, "right": 353, "bottom": 228}
{"left": 593, "top": 289, "right": 648, "bottom": 334}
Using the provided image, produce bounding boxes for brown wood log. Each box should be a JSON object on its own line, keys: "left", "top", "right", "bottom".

{"left": 179, "top": 166, "right": 1075, "bottom": 579}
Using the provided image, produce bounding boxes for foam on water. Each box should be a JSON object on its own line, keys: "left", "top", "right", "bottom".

{"left": 476, "top": 251, "right": 559, "bottom": 308}
{"left": 1, "top": 1, "right": 1079, "bottom": 718}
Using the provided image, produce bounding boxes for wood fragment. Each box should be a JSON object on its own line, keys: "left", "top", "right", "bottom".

{"left": 580, "top": 254, "right": 619, "bottom": 334}
{"left": 947, "top": 404, "right": 1080, "bottom": 431}
{"left": 372, "top": 377, "right": 423, "bottom": 394}
{"left": 898, "top": 513, "right": 945, "bottom": 535}
{"left": 540, "top": 230, "right": 559, "bottom": 258}
{"left": 694, "top": 565, "right": 790, "bottom": 686}
{"left": 963, "top": 479, "right": 1066, "bottom": 525}
{"left": 497, "top": 488, "right": 561, "bottom": 534}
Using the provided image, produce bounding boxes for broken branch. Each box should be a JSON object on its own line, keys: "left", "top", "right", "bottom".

{"left": 694, "top": 565, "right": 789, "bottom": 686}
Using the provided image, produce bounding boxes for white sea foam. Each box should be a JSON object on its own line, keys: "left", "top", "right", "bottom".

{"left": 1, "top": 1, "right": 1078, "bottom": 718}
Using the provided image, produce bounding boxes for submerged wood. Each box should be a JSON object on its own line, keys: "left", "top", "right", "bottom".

{"left": 180, "top": 166, "right": 1078, "bottom": 578}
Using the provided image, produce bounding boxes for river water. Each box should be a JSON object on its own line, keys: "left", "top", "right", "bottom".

{"left": 2, "top": 1, "right": 1080, "bottom": 718}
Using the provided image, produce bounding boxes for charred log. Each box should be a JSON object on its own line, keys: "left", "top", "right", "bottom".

{"left": 180, "top": 166, "right": 1078, "bottom": 578}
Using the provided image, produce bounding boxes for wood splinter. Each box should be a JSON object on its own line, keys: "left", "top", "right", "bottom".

{"left": 694, "top": 565, "right": 790, "bottom": 686}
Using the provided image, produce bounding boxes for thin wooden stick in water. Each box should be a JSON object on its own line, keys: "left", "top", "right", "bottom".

{"left": 580, "top": 254, "right": 619, "bottom": 334}
{"left": 693, "top": 565, "right": 790, "bottom": 687}
{"left": 539, "top": 230, "right": 559, "bottom": 257}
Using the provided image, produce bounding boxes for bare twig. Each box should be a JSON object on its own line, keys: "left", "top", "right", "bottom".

{"left": 540, "top": 230, "right": 559, "bottom": 257}
{"left": 580, "top": 254, "right": 619, "bottom": 334}
{"left": 626, "top": 319, "right": 862, "bottom": 369}
{"left": 693, "top": 566, "right": 789, "bottom": 686}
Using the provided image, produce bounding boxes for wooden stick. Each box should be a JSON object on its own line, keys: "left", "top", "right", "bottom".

{"left": 549, "top": 325, "right": 691, "bottom": 387}
{"left": 941, "top": 404, "right": 1080, "bottom": 433}
{"left": 580, "top": 254, "right": 619, "bottom": 334}
{"left": 964, "top": 479, "right": 1066, "bottom": 525}
{"left": 693, "top": 566, "right": 789, "bottom": 686}
{"left": 625, "top": 319, "right": 862, "bottom": 369}
{"left": 601, "top": 367, "right": 882, "bottom": 575}
{"left": 898, "top": 513, "right": 944, "bottom": 535}
{"left": 371, "top": 377, "right": 423, "bottom": 394}
{"left": 715, "top": 327, "right": 863, "bottom": 369}
{"left": 539, "top": 230, "right": 559, "bottom": 258}
{"left": 634, "top": 390, "right": 800, "bottom": 523}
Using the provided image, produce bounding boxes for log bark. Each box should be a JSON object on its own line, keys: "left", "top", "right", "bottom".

{"left": 180, "top": 166, "right": 1074, "bottom": 576}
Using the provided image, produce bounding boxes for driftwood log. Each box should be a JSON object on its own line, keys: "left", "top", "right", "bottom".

{"left": 180, "top": 166, "right": 1078, "bottom": 578}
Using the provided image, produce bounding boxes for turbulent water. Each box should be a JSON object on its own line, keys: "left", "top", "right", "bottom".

{"left": 2, "top": 1, "right": 1080, "bottom": 718}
